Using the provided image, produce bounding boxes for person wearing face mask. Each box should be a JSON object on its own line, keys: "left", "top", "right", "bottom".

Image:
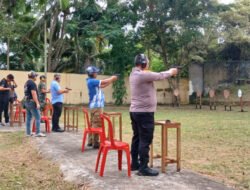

{"left": 129, "top": 54, "right": 178, "bottom": 176}
{"left": 50, "top": 73, "right": 69, "bottom": 132}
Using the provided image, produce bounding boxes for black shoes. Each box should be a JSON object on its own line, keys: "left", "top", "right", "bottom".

{"left": 131, "top": 163, "right": 140, "bottom": 171}
{"left": 93, "top": 143, "right": 100, "bottom": 149}
{"left": 87, "top": 142, "right": 99, "bottom": 149}
{"left": 87, "top": 143, "right": 93, "bottom": 147}
{"left": 52, "top": 128, "right": 65, "bottom": 132}
{"left": 137, "top": 167, "right": 159, "bottom": 176}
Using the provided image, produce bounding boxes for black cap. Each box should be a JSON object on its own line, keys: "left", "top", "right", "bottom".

{"left": 28, "top": 70, "right": 38, "bottom": 78}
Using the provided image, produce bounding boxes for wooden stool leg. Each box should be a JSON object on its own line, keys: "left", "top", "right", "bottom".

{"left": 165, "top": 128, "right": 168, "bottom": 167}
{"left": 73, "top": 109, "right": 75, "bottom": 131}
{"left": 67, "top": 108, "right": 69, "bottom": 131}
{"left": 161, "top": 126, "right": 167, "bottom": 173}
{"left": 76, "top": 109, "right": 79, "bottom": 132}
{"left": 150, "top": 143, "right": 153, "bottom": 167}
{"left": 10, "top": 103, "right": 13, "bottom": 127}
{"left": 64, "top": 108, "right": 66, "bottom": 131}
{"left": 177, "top": 127, "right": 181, "bottom": 172}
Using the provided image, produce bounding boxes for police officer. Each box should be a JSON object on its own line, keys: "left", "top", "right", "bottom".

{"left": 129, "top": 54, "right": 178, "bottom": 176}
{"left": 38, "top": 75, "right": 50, "bottom": 111}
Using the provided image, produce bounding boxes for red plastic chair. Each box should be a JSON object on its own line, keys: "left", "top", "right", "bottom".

{"left": 32, "top": 104, "right": 53, "bottom": 133}
{"left": 14, "top": 100, "right": 26, "bottom": 122}
{"left": 95, "top": 114, "right": 131, "bottom": 177}
{"left": 45, "top": 98, "right": 51, "bottom": 103}
{"left": 81, "top": 107, "right": 103, "bottom": 152}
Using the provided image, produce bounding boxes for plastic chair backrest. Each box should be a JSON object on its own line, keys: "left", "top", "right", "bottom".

{"left": 14, "top": 100, "right": 22, "bottom": 112}
{"left": 100, "top": 114, "right": 115, "bottom": 146}
{"left": 82, "top": 107, "right": 91, "bottom": 130}
{"left": 43, "top": 104, "right": 53, "bottom": 117}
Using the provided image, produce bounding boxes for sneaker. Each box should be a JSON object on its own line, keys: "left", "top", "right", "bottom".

{"left": 35, "top": 133, "right": 46, "bottom": 137}
{"left": 26, "top": 133, "right": 33, "bottom": 137}
{"left": 5, "top": 122, "right": 10, "bottom": 127}
{"left": 0, "top": 122, "right": 5, "bottom": 126}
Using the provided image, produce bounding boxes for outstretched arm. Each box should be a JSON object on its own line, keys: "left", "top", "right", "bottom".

{"left": 140, "top": 68, "right": 178, "bottom": 82}
{"left": 100, "top": 76, "right": 118, "bottom": 88}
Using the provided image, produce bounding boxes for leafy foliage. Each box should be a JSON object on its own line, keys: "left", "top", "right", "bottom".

{"left": 1, "top": 0, "right": 250, "bottom": 104}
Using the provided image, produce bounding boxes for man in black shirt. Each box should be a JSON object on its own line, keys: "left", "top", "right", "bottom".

{"left": 24, "top": 71, "right": 46, "bottom": 137}
{"left": 0, "top": 74, "right": 16, "bottom": 126}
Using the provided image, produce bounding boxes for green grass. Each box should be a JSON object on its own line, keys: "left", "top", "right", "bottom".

{"left": 1, "top": 105, "right": 249, "bottom": 189}
{"left": 75, "top": 105, "right": 250, "bottom": 190}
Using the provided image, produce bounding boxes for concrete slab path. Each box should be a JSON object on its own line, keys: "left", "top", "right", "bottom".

{"left": 30, "top": 130, "right": 234, "bottom": 190}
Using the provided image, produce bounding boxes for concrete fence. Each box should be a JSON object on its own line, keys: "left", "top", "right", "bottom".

{"left": 0, "top": 70, "right": 189, "bottom": 105}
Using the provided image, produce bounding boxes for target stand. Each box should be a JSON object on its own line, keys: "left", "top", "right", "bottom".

{"left": 209, "top": 89, "right": 216, "bottom": 110}
{"left": 195, "top": 91, "right": 202, "bottom": 109}
{"left": 223, "top": 89, "right": 232, "bottom": 111}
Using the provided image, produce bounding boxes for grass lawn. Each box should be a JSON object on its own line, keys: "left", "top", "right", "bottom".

{"left": 0, "top": 132, "right": 80, "bottom": 190}
{"left": 79, "top": 105, "right": 249, "bottom": 190}
{"left": 0, "top": 105, "right": 249, "bottom": 190}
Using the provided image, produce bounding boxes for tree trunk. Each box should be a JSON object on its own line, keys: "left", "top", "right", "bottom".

{"left": 47, "top": 8, "right": 59, "bottom": 72}
{"left": 52, "top": 12, "right": 67, "bottom": 71}
{"left": 0, "top": 0, "right": 3, "bottom": 9}
{"left": 7, "top": 38, "right": 10, "bottom": 70}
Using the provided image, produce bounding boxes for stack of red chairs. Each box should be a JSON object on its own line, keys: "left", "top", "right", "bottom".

{"left": 32, "top": 103, "right": 53, "bottom": 133}
{"left": 14, "top": 100, "right": 26, "bottom": 122}
{"left": 95, "top": 114, "right": 131, "bottom": 177}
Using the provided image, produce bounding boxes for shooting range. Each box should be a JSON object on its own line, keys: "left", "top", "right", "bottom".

{"left": 0, "top": 0, "right": 249, "bottom": 190}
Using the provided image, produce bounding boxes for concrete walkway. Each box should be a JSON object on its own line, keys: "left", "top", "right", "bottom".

{"left": 1, "top": 126, "right": 234, "bottom": 190}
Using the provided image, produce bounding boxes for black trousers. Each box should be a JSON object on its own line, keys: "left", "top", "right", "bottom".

{"left": 52, "top": 102, "right": 63, "bottom": 130}
{"left": 0, "top": 98, "right": 9, "bottom": 123}
{"left": 130, "top": 112, "right": 154, "bottom": 170}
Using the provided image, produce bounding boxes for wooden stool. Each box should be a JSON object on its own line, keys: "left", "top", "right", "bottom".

{"left": 9, "top": 102, "right": 22, "bottom": 127}
{"left": 209, "top": 89, "right": 216, "bottom": 110}
{"left": 64, "top": 106, "right": 79, "bottom": 132}
{"left": 103, "top": 112, "right": 122, "bottom": 141}
{"left": 150, "top": 121, "right": 181, "bottom": 173}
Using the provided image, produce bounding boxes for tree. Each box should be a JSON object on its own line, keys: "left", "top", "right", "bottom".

{"left": 0, "top": 0, "right": 37, "bottom": 70}
{"left": 217, "top": 0, "right": 250, "bottom": 60}
{"left": 132, "top": 0, "right": 216, "bottom": 67}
